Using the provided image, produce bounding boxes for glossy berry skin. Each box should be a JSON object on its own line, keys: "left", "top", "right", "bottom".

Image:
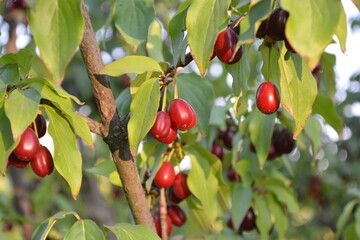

{"left": 211, "top": 141, "right": 224, "bottom": 161}
{"left": 240, "top": 208, "right": 256, "bottom": 231}
{"left": 168, "top": 186, "right": 183, "bottom": 204}
{"left": 267, "top": 8, "right": 289, "bottom": 41}
{"left": 168, "top": 99, "right": 194, "bottom": 131}
{"left": 167, "top": 205, "right": 187, "bottom": 227}
{"left": 227, "top": 166, "right": 240, "bottom": 182}
{"left": 154, "top": 162, "right": 176, "bottom": 188}
{"left": 256, "top": 19, "right": 269, "bottom": 38}
{"left": 150, "top": 111, "right": 171, "bottom": 140}
{"left": 30, "top": 145, "right": 54, "bottom": 177}
{"left": 14, "top": 127, "right": 40, "bottom": 161}
{"left": 30, "top": 114, "right": 47, "bottom": 138}
{"left": 154, "top": 214, "right": 172, "bottom": 238}
{"left": 159, "top": 126, "right": 177, "bottom": 144}
{"left": 214, "top": 28, "right": 243, "bottom": 64}
{"left": 274, "top": 128, "right": 295, "bottom": 154}
{"left": 186, "top": 105, "right": 197, "bottom": 130}
{"left": 173, "top": 172, "right": 191, "bottom": 199}
{"left": 256, "top": 82, "right": 280, "bottom": 114}
{"left": 8, "top": 153, "right": 29, "bottom": 168}
{"left": 223, "top": 129, "right": 235, "bottom": 149}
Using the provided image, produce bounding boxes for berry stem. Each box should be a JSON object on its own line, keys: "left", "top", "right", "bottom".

{"left": 173, "top": 75, "right": 179, "bottom": 100}
{"left": 160, "top": 187, "right": 168, "bottom": 240}
{"left": 161, "top": 85, "right": 168, "bottom": 112}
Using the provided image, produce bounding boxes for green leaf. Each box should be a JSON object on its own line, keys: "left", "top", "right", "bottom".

{"left": 225, "top": 47, "right": 250, "bottom": 97}
{"left": 238, "top": 0, "right": 272, "bottom": 45}
{"left": 263, "top": 178, "right": 299, "bottom": 214}
{"left": 115, "top": 88, "right": 132, "bottom": 117}
{"left": 281, "top": 0, "right": 343, "bottom": 68}
{"left": 44, "top": 105, "right": 82, "bottom": 199}
{"left": 177, "top": 73, "right": 215, "bottom": 135}
{"left": 128, "top": 78, "right": 160, "bottom": 155}
{"left": 254, "top": 194, "right": 272, "bottom": 240}
{"left": 29, "top": 0, "right": 84, "bottom": 83}
{"left": 186, "top": 197, "right": 213, "bottom": 233}
{"left": 186, "top": 0, "right": 230, "bottom": 76}
{"left": 334, "top": 5, "right": 347, "bottom": 52}
{"left": 100, "top": 56, "right": 163, "bottom": 77}
{"left": 64, "top": 220, "right": 105, "bottom": 240}
{"left": 114, "top": 0, "right": 155, "bottom": 53}
{"left": 336, "top": 199, "right": 359, "bottom": 239}
{"left": 313, "top": 93, "right": 343, "bottom": 135}
{"left": 146, "top": 20, "right": 164, "bottom": 62}
{"left": 304, "top": 116, "right": 322, "bottom": 160}
{"left": 104, "top": 223, "right": 161, "bottom": 240}
{"left": 249, "top": 108, "right": 275, "bottom": 168}
{"left": 130, "top": 71, "right": 160, "bottom": 97}
{"left": 355, "top": 207, "right": 360, "bottom": 238}
{"left": 169, "top": 0, "right": 191, "bottom": 64}
{"left": 0, "top": 49, "right": 33, "bottom": 76}
{"left": 265, "top": 193, "right": 288, "bottom": 238}
{"left": 231, "top": 185, "right": 252, "bottom": 230}
{"left": 352, "top": 0, "right": 360, "bottom": 11}
{"left": 277, "top": 45, "right": 318, "bottom": 138}
{"left": 29, "top": 82, "right": 93, "bottom": 145}
{"left": 5, "top": 88, "right": 40, "bottom": 140}
{"left": 234, "top": 159, "right": 253, "bottom": 187}
{"left": 0, "top": 105, "right": 17, "bottom": 175}
{"left": 87, "top": 161, "right": 122, "bottom": 187}
{"left": 0, "top": 64, "right": 20, "bottom": 91}
{"left": 32, "top": 211, "right": 80, "bottom": 240}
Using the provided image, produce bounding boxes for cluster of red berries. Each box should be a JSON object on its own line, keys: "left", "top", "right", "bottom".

{"left": 256, "top": 82, "right": 280, "bottom": 115}
{"left": 256, "top": 8, "right": 294, "bottom": 52}
{"left": 7, "top": 114, "right": 54, "bottom": 177}
{"left": 6, "top": 0, "right": 28, "bottom": 11}
{"left": 150, "top": 99, "right": 196, "bottom": 144}
{"left": 227, "top": 208, "right": 257, "bottom": 234}
{"left": 250, "top": 126, "right": 295, "bottom": 160}
{"left": 149, "top": 162, "right": 191, "bottom": 237}
{"left": 212, "top": 28, "right": 243, "bottom": 64}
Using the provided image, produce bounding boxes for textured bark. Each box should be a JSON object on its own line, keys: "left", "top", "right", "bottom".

{"left": 79, "top": 3, "right": 154, "bottom": 229}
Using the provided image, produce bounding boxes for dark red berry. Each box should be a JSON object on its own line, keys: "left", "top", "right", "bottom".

{"left": 154, "top": 162, "right": 175, "bottom": 188}
{"left": 30, "top": 114, "right": 47, "bottom": 138}
{"left": 168, "top": 186, "right": 183, "bottom": 204}
{"left": 185, "top": 104, "right": 197, "bottom": 130}
{"left": 159, "top": 126, "right": 177, "bottom": 144}
{"left": 223, "top": 129, "right": 235, "bottom": 149}
{"left": 168, "top": 99, "right": 194, "bottom": 131}
{"left": 274, "top": 128, "right": 295, "bottom": 154}
{"left": 173, "top": 172, "right": 191, "bottom": 199}
{"left": 167, "top": 205, "right": 187, "bottom": 227}
{"left": 256, "top": 19, "right": 269, "bottom": 38}
{"left": 211, "top": 141, "right": 224, "bottom": 161}
{"left": 256, "top": 82, "right": 280, "bottom": 114}
{"left": 240, "top": 208, "right": 256, "bottom": 231}
{"left": 150, "top": 111, "right": 171, "bottom": 140}
{"left": 226, "top": 215, "right": 235, "bottom": 230}
{"left": 227, "top": 166, "right": 240, "bottom": 182}
{"left": 14, "top": 127, "right": 40, "bottom": 161}
{"left": 30, "top": 145, "right": 54, "bottom": 177}
{"left": 123, "top": 74, "right": 131, "bottom": 87}
{"left": 312, "top": 61, "right": 322, "bottom": 74}
{"left": 250, "top": 142, "right": 256, "bottom": 153}
{"left": 214, "top": 28, "right": 243, "bottom": 64}
{"left": 154, "top": 213, "right": 172, "bottom": 238}
{"left": 6, "top": 0, "right": 28, "bottom": 11}
{"left": 267, "top": 8, "right": 289, "bottom": 41}
{"left": 267, "top": 141, "right": 278, "bottom": 160}
{"left": 8, "top": 152, "right": 29, "bottom": 168}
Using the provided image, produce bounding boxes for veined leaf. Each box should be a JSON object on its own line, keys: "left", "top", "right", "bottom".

{"left": 100, "top": 56, "right": 163, "bottom": 77}
{"left": 0, "top": 49, "right": 33, "bottom": 76}
{"left": 254, "top": 194, "right": 272, "bottom": 240}
{"left": 265, "top": 193, "right": 288, "bottom": 238}
{"left": 44, "top": 106, "right": 82, "bottom": 199}
{"left": 335, "top": 5, "right": 347, "bottom": 52}
{"left": 231, "top": 185, "right": 252, "bottom": 230}
{"left": 128, "top": 78, "right": 160, "bottom": 155}
{"left": 114, "top": 0, "right": 155, "bottom": 53}
{"left": 29, "top": 0, "right": 84, "bottom": 83}
{"left": 104, "top": 223, "right": 161, "bottom": 240}
{"left": 64, "top": 220, "right": 105, "bottom": 240}
{"left": 146, "top": 20, "right": 164, "bottom": 62}
{"left": 304, "top": 116, "right": 322, "bottom": 160}
{"left": 186, "top": 0, "right": 230, "bottom": 76}
{"left": 0, "top": 64, "right": 20, "bottom": 91}
{"left": 336, "top": 199, "right": 360, "bottom": 239}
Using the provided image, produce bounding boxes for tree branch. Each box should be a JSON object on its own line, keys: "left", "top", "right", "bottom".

{"left": 75, "top": 111, "right": 104, "bottom": 137}
{"left": 79, "top": 3, "right": 154, "bottom": 229}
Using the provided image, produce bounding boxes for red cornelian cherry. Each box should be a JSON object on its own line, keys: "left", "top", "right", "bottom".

{"left": 214, "top": 28, "right": 243, "bottom": 64}
{"left": 167, "top": 205, "right": 187, "bottom": 227}
{"left": 150, "top": 111, "right": 171, "bottom": 140}
{"left": 168, "top": 99, "right": 194, "bottom": 131}
{"left": 30, "top": 145, "right": 54, "bottom": 177}
{"left": 267, "top": 8, "right": 289, "bottom": 41}
{"left": 154, "top": 213, "right": 173, "bottom": 238}
{"left": 240, "top": 208, "right": 257, "bottom": 231}
{"left": 8, "top": 153, "right": 29, "bottom": 168}
{"left": 30, "top": 114, "right": 47, "bottom": 138}
{"left": 159, "top": 126, "right": 177, "bottom": 144}
{"left": 256, "top": 82, "right": 280, "bottom": 114}
{"left": 14, "top": 127, "right": 40, "bottom": 161}
{"left": 154, "top": 162, "right": 176, "bottom": 188}
{"left": 173, "top": 172, "right": 191, "bottom": 199}
{"left": 211, "top": 141, "right": 224, "bottom": 161}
